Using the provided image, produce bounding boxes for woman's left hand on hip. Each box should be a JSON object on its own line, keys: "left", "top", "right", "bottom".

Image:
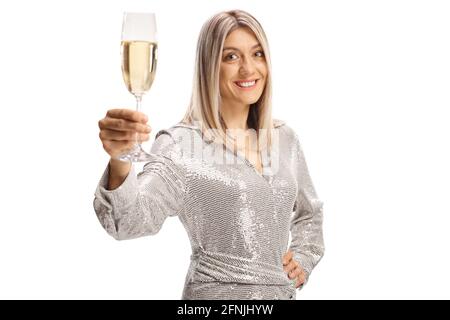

{"left": 282, "top": 250, "right": 306, "bottom": 288}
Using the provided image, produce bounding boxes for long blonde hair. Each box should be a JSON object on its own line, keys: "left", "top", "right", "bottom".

{"left": 180, "top": 9, "right": 275, "bottom": 151}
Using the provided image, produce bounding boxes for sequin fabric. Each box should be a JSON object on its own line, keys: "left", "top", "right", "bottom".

{"left": 93, "top": 119, "right": 324, "bottom": 300}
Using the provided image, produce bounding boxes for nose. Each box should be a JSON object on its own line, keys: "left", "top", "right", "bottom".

{"left": 239, "top": 55, "right": 256, "bottom": 77}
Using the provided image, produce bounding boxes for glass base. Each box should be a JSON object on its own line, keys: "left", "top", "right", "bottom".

{"left": 117, "top": 144, "right": 154, "bottom": 162}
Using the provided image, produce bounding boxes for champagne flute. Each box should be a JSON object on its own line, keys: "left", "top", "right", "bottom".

{"left": 118, "top": 12, "right": 158, "bottom": 162}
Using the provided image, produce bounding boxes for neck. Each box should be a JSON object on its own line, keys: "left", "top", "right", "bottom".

{"left": 220, "top": 100, "right": 250, "bottom": 130}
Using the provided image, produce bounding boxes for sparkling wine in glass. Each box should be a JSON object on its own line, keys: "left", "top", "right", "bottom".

{"left": 118, "top": 12, "right": 158, "bottom": 162}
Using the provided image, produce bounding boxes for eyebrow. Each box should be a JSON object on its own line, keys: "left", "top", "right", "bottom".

{"left": 222, "top": 44, "right": 262, "bottom": 52}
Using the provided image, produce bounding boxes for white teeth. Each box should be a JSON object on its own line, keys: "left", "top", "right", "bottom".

{"left": 236, "top": 80, "right": 256, "bottom": 87}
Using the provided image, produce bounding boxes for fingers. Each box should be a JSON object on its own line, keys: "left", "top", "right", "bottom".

{"left": 295, "top": 269, "right": 307, "bottom": 288}
{"left": 106, "top": 108, "right": 148, "bottom": 123}
{"left": 287, "top": 266, "right": 301, "bottom": 280}
{"left": 99, "top": 129, "right": 150, "bottom": 142}
{"left": 283, "top": 259, "right": 299, "bottom": 276}
{"left": 282, "top": 250, "right": 293, "bottom": 266}
{"left": 98, "top": 109, "right": 151, "bottom": 158}
{"left": 99, "top": 117, "right": 151, "bottom": 133}
{"left": 282, "top": 252, "right": 306, "bottom": 289}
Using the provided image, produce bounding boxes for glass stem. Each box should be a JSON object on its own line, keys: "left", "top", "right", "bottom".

{"left": 135, "top": 95, "right": 142, "bottom": 146}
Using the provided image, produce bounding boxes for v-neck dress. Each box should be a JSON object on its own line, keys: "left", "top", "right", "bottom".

{"left": 93, "top": 119, "right": 324, "bottom": 300}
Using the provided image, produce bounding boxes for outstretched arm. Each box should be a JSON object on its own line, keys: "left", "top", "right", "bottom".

{"left": 93, "top": 131, "right": 186, "bottom": 240}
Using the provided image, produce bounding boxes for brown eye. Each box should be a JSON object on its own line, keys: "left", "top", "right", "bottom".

{"left": 226, "top": 53, "right": 238, "bottom": 60}
{"left": 255, "top": 51, "right": 264, "bottom": 57}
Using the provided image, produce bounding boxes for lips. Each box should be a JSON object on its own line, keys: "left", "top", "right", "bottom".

{"left": 234, "top": 79, "right": 258, "bottom": 89}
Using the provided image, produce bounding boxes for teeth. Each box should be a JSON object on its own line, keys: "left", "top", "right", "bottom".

{"left": 236, "top": 80, "right": 256, "bottom": 87}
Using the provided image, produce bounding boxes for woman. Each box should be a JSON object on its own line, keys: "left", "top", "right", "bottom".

{"left": 94, "top": 9, "right": 324, "bottom": 300}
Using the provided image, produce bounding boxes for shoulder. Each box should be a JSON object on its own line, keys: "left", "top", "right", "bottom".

{"left": 156, "top": 122, "right": 212, "bottom": 145}
{"left": 154, "top": 122, "right": 198, "bottom": 140}
{"left": 274, "top": 119, "right": 298, "bottom": 141}
{"left": 274, "top": 120, "right": 305, "bottom": 160}
{"left": 273, "top": 119, "right": 297, "bottom": 139}
{"left": 273, "top": 118, "right": 286, "bottom": 129}
{"left": 152, "top": 122, "right": 204, "bottom": 157}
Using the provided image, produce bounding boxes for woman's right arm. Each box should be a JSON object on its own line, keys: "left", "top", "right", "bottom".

{"left": 93, "top": 109, "right": 186, "bottom": 240}
{"left": 108, "top": 158, "right": 132, "bottom": 190}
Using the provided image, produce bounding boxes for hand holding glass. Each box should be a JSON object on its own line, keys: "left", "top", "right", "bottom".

{"left": 118, "top": 12, "right": 158, "bottom": 162}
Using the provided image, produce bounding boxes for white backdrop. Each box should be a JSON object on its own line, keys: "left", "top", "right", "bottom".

{"left": 0, "top": 0, "right": 449, "bottom": 299}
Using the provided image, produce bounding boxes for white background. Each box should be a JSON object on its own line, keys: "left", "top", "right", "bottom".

{"left": 0, "top": 0, "right": 449, "bottom": 299}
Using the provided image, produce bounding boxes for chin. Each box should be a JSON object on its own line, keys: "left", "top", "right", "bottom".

{"left": 238, "top": 94, "right": 263, "bottom": 105}
{"left": 245, "top": 96, "right": 262, "bottom": 105}
{"left": 235, "top": 99, "right": 257, "bottom": 106}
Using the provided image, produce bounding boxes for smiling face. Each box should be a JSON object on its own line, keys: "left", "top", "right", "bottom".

{"left": 219, "top": 27, "right": 268, "bottom": 110}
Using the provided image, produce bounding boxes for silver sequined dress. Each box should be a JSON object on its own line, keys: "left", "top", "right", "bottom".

{"left": 93, "top": 119, "right": 324, "bottom": 300}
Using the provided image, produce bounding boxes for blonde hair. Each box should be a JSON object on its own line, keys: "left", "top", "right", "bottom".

{"left": 180, "top": 9, "right": 275, "bottom": 151}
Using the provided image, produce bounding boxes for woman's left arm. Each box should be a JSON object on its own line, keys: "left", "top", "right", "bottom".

{"left": 288, "top": 131, "right": 325, "bottom": 288}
